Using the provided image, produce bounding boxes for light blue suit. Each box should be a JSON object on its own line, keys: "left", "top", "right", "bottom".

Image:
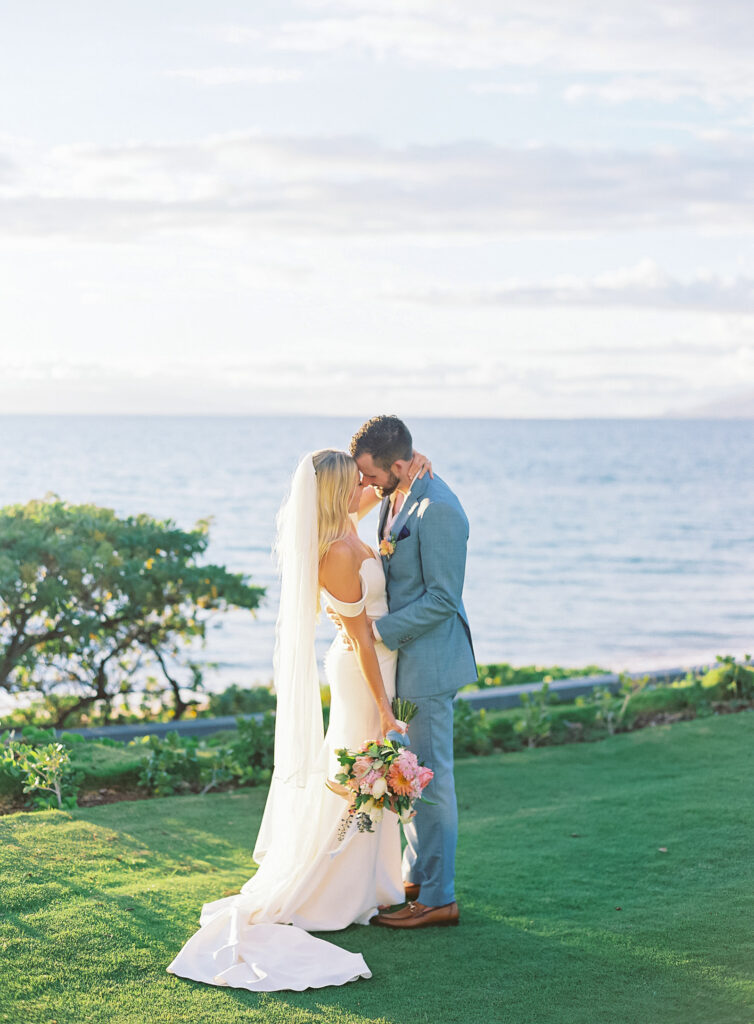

{"left": 375, "top": 473, "right": 477, "bottom": 907}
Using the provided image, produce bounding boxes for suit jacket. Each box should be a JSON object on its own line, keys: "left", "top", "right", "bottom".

{"left": 375, "top": 473, "right": 477, "bottom": 698}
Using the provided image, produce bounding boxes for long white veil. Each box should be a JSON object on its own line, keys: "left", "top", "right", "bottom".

{"left": 198, "top": 453, "right": 332, "bottom": 923}
{"left": 266, "top": 451, "right": 324, "bottom": 791}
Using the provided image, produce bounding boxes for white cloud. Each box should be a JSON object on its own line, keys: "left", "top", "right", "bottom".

{"left": 468, "top": 82, "right": 539, "bottom": 96}
{"left": 218, "top": 0, "right": 754, "bottom": 104}
{"left": 389, "top": 260, "right": 754, "bottom": 313}
{"left": 563, "top": 74, "right": 749, "bottom": 106}
{"left": 0, "top": 353, "right": 738, "bottom": 418}
{"left": 1, "top": 133, "right": 753, "bottom": 244}
{"left": 164, "top": 67, "right": 303, "bottom": 86}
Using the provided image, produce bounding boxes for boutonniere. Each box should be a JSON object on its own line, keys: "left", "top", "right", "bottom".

{"left": 379, "top": 532, "right": 397, "bottom": 559}
{"left": 379, "top": 525, "right": 410, "bottom": 559}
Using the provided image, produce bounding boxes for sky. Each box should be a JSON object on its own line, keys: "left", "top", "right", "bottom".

{"left": 1, "top": 0, "right": 753, "bottom": 417}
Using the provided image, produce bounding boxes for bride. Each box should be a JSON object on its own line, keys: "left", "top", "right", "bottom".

{"left": 166, "top": 448, "right": 428, "bottom": 992}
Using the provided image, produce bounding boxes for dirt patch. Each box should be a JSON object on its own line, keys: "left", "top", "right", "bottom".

{"left": 76, "top": 786, "right": 153, "bottom": 808}
{"left": 631, "top": 708, "right": 698, "bottom": 728}
{"left": 1, "top": 786, "right": 154, "bottom": 816}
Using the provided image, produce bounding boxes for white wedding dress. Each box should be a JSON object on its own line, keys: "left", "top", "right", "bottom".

{"left": 166, "top": 555, "right": 404, "bottom": 992}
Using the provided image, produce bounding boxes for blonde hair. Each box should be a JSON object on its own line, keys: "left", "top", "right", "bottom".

{"left": 311, "top": 449, "right": 358, "bottom": 565}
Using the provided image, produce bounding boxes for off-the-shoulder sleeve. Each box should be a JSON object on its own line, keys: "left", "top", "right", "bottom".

{"left": 321, "top": 580, "right": 367, "bottom": 618}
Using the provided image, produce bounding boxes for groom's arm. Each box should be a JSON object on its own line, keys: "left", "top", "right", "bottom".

{"left": 374, "top": 500, "right": 469, "bottom": 650}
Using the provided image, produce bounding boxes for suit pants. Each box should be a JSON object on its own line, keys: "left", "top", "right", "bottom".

{"left": 400, "top": 689, "right": 458, "bottom": 907}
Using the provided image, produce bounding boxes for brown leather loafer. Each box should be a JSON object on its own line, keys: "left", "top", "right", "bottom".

{"left": 377, "top": 881, "right": 421, "bottom": 910}
{"left": 371, "top": 900, "right": 459, "bottom": 929}
{"left": 404, "top": 881, "right": 420, "bottom": 902}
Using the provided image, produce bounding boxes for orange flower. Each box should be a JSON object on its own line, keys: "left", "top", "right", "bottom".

{"left": 379, "top": 537, "right": 395, "bottom": 558}
{"left": 387, "top": 761, "right": 414, "bottom": 797}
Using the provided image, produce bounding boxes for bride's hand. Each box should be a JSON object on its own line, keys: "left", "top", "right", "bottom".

{"left": 408, "top": 449, "right": 434, "bottom": 482}
{"left": 380, "top": 707, "right": 407, "bottom": 740}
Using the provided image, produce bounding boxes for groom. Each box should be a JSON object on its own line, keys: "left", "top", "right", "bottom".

{"left": 350, "top": 415, "right": 477, "bottom": 929}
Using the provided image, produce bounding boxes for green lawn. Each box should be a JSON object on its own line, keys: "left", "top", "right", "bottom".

{"left": 1, "top": 713, "right": 753, "bottom": 1024}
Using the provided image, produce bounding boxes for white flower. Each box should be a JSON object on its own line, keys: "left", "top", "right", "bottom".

{"left": 371, "top": 777, "right": 388, "bottom": 798}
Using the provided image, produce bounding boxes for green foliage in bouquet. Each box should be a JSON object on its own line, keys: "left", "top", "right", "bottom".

{"left": 391, "top": 697, "right": 418, "bottom": 725}
{"left": 334, "top": 738, "right": 423, "bottom": 834}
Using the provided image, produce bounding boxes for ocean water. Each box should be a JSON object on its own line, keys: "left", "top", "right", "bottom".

{"left": 0, "top": 416, "right": 752, "bottom": 702}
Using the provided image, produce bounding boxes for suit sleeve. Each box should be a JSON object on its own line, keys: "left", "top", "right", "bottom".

{"left": 374, "top": 500, "right": 468, "bottom": 650}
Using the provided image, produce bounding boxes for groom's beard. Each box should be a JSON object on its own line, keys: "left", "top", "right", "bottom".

{"left": 374, "top": 471, "right": 400, "bottom": 499}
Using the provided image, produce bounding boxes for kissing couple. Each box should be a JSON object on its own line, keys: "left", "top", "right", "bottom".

{"left": 167, "top": 415, "right": 477, "bottom": 992}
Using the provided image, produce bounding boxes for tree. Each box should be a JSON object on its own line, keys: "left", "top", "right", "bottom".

{"left": 0, "top": 496, "right": 264, "bottom": 726}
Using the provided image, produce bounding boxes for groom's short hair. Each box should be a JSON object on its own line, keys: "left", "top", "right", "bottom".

{"left": 350, "top": 415, "right": 413, "bottom": 470}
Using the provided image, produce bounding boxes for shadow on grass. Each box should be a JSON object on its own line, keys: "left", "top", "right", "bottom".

{"left": 167, "top": 912, "right": 752, "bottom": 1024}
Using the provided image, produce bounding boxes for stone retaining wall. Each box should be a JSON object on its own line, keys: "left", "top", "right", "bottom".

{"left": 53, "top": 664, "right": 706, "bottom": 742}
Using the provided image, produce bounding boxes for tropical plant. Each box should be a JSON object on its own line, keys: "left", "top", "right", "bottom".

{"left": 703, "top": 654, "right": 754, "bottom": 700}
{"left": 616, "top": 672, "right": 650, "bottom": 728}
{"left": 1, "top": 735, "right": 81, "bottom": 809}
{"left": 592, "top": 686, "right": 619, "bottom": 734}
{"left": 514, "top": 682, "right": 556, "bottom": 748}
{"left": 0, "top": 496, "right": 264, "bottom": 726}
{"left": 453, "top": 701, "right": 494, "bottom": 756}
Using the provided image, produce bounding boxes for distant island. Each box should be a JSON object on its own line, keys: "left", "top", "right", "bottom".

{"left": 664, "top": 389, "right": 754, "bottom": 418}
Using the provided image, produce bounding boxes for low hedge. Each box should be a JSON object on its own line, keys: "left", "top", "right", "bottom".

{"left": 3, "top": 656, "right": 752, "bottom": 813}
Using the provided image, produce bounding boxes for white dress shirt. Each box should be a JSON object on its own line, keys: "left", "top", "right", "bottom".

{"left": 373, "top": 478, "right": 415, "bottom": 642}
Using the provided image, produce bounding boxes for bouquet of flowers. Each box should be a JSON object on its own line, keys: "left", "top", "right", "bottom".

{"left": 331, "top": 731, "right": 434, "bottom": 840}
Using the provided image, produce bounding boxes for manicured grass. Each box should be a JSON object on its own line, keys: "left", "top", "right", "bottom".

{"left": 1, "top": 713, "right": 753, "bottom": 1024}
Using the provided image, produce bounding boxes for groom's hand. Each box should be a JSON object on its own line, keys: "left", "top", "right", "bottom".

{"left": 325, "top": 607, "right": 374, "bottom": 652}
{"left": 325, "top": 606, "right": 354, "bottom": 650}
{"left": 325, "top": 606, "right": 344, "bottom": 631}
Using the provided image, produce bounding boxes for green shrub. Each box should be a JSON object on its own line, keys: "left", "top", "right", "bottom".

{"left": 514, "top": 683, "right": 556, "bottom": 748}
{"left": 199, "top": 747, "right": 242, "bottom": 795}
{"left": 206, "top": 684, "right": 276, "bottom": 717}
{"left": 453, "top": 702, "right": 494, "bottom": 756}
{"left": 592, "top": 686, "right": 620, "bottom": 734}
{"left": 486, "top": 714, "right": 521, "bottom": 751}
{"left": 68, "top": 741, "right": 144, "bottom": 790}
{"left": 549, "top": 701, "right": 601, "bottom": 743}
{"left": 133, "top": 732, "right": 202, "bottom": 797}
{"left": 700, "top": 655, "right": 754, "bottom": 701}
{"left": 466, "top": 662, "right": 608, "bottom": 691}
{"left": 131, "top": 714, "right": 275, "bottom": 798}
{"left": 1, "top": 739, "right": 82, "bottom": 810}
{"left": 229, "top": 713, "right": 275, "bottom": 785}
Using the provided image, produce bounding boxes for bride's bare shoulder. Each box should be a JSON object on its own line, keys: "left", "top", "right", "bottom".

{"left": 319, "top": 540, "right": 362, "bottom": 598}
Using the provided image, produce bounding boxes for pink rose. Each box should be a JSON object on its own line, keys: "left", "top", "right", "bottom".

{"left": 352, "top": 756, "right": 374, "bottom": 780}
{"left": 395, "top": 750, "right": 420, "bottom": 780}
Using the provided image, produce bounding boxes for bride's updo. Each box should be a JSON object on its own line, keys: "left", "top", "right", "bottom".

{"left": 311, "top": 449, "right": 358, "bottom": 563}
